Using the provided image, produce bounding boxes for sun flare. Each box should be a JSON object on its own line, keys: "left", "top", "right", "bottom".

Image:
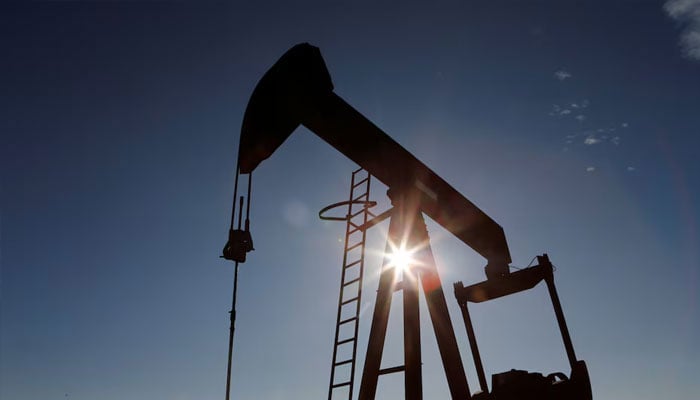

{"left": 388, "top": 244, "right": 416, "bottom": 272}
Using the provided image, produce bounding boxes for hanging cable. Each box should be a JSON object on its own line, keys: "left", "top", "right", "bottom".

{"left": 245, "top": 172, "right": 252, "bottom": 231}
{"left": 224, "top": 196, "right": 245, "bottom": 400}
{"left": 244, "top": 173, "right": 253, "bottom": 254}
{"left": 229, "top": 163, "right": 241, "bottom": 231}
{"left": 236, "top": 194, "right": 244, "bottom": 242}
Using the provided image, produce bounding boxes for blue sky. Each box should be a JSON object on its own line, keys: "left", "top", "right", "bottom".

{"left": 1, "top": 1, "right": 699, "bottom": 399}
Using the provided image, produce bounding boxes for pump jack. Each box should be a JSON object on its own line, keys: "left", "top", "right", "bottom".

{"left": 222, "top": 43, "right": 592, "bottom": 400}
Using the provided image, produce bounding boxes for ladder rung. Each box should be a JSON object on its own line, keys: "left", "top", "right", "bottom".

{"left": 334, "top": 358, "right": 353, "bottom": 367}
{"left": 347, "top": 220, "right": 364, "bottom": 237}
{"left": 378, "top": 365, "right": 405, "bottom": 375}
{"left": 352, "top": 167, "right": 364, "bottom": 174}
{"left": 352, "top": 177, "right": 369, "bottom": 189}
{"left": 343, "top": 277, "right": 361, "bottom": 287}
{"left": 346, "top": 241, "right": 363, "bottom": 252}
{"left": 338, "top": 316, "right": 358, "bottom": 325}
{"left": 352, "top": 193, "right": 368, "bottom": 203}
{"left": 345, "top": 259, "right": 361, "bottom": 269}
{"left": 336, "top": 337, "right": 355, "bottom": 346}
{"left": 349, "top": 208, "right": 366, "bottom": 218}
{"left": 332, "top": 381, "right": 352, "bottom": 389}
{"left": 341, "top": 296, "right": 359, "bottom": 306}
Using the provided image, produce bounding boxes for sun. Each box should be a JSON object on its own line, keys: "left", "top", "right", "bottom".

{"left": 388, "top": 243, "right": 416, "bottom": 272}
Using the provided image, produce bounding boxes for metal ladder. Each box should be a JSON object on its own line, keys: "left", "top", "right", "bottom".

{"left": 328, "top": 168, "right": 375, "bottom": 400}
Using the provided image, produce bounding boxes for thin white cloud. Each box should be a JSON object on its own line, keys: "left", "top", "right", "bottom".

{"left": 627, "top": 166, "right": 636, "bottom": 171}
{"left": 575, "top": 115, "right": 586, "bottom": 122}
{"left": 549, "top": 101, "right": 588, "bottom": 117}
{"left": 621, "top": 122, "right": 629, "bottom": 128}
{"left": 664, "top": 0, "right": 700, "bottom": 61}
{"left": 570, "top": 129, "right": 624, "bottom": 147}
{"left": 554, "top": 70, "right": 572, "bottom": 80}
{"left": 586, "top": 166, "right": 596, "bottom": 172}
{"left": 584, "top": 135, "right": 601, "bottom": 145}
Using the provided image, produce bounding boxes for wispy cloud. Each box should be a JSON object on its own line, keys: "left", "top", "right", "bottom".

{"left": 584, "top": 135, "right": 601, "bottom": 145}
{"left": 545, "top": 68, "right": 636, "bottom": 172}
{"left": 550, "top": 101, "right": 588, "bottom": 117}
{"left": 664, "top": 0, "right": 700, "bottom": 61}
{"left": 554, "top": 70, "right": 572, "bottom": 80}
{"left": 571, "top": 100, "right": 589, "bottom": 109}
{"left": 567, "top": 128, "right": 624, "bottom": 147}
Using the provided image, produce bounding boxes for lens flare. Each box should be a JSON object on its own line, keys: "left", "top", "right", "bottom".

{"left": 388, "top": 244, "right": 416, "bottom": 272}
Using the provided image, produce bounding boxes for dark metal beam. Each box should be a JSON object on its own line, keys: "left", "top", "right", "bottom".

{"left": 238, "top": 43, "right": 511, "bottom": 268}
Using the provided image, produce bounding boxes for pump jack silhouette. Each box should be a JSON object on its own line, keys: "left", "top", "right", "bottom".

{"left": 222, "top": 43, "right": 592, "bottom": 400}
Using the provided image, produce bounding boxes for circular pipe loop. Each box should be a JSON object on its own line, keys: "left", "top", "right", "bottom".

{"left": 319, "top": 200, "right": 377, "bottom": 221}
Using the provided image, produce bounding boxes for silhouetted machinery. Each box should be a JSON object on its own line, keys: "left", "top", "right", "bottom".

{"left": 223, "top": 43, "right": 592, "bottom": 400}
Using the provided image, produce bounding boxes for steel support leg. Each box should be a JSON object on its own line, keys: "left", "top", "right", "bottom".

{"left": 413, "top": 215, "right": 471, "bottom": 400}
{"left": 403, "top": 258, "right": 422, "bottom": 400}
{"left": 358, "top": 209, "right": 403, "bottom": 400}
